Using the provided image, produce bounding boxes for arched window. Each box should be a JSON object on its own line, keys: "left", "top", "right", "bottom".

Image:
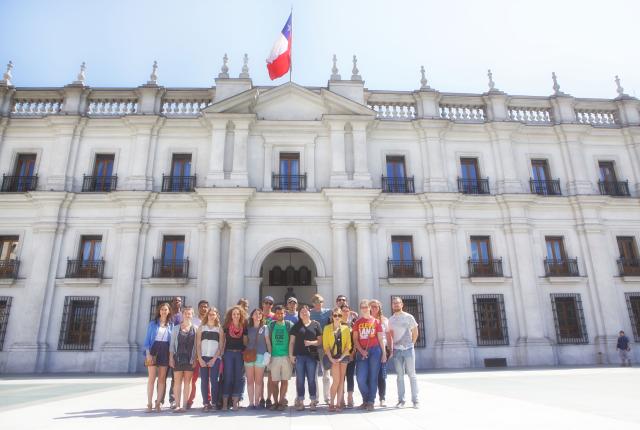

{"left": 298, "top": 265, "right": 311, "bottom": 285}
{"left": 269, "top": 265, "right": 283, "bottom": 286}
{"left": 285, "top": 265, "right": 296, "bottom": 286}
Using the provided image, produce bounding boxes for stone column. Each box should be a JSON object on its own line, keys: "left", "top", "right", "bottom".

{"left": 99, "top": 221, "right": 143, "bottom": 372}
{"left": 125, "top": 117, "right": 158, "bottom": 191}
{"left": 487, "top": 123, "right": 522, "bottom": 193}
{"left": 230, "top": 120, "right": 251, "bottom": 187}
{"left": 331, "top": 220, "right": 350, "bottom": 302}
{"left": 503, "top": 204, "right": 555, "bottom": 365}
{"left": 263, "top": 142, "right": 273, "bottom": 191}
{"left": 226, "top": 220, "right": 247, "bottom": 308}
{"left": 328, "top": 120, "right": 348, "bottom": 187}
{"left": 206, "top": 119, "right": 227, "bottom": 186}
{"left": 621, "top": 128, "right": 640, "bottom": 194}
{"left": 305, "top": 140, "right": 316, "bottom": 191}
{"left": 202, "top": 220, "right": 223, "bottom": 303}
{"left": 355, "top": 221, "right": 374, "bottom": 303}
{"left": 47, "top": 117, "right": 80, "bottom": 191}
{"left": 415, "top": 121, "right": 449, "bottom": 192}
{"left": 351, "top": 122, "right": 372, "bottom": 187}
{"left": 555, "top": 125, "right": 592, "bottom": 195}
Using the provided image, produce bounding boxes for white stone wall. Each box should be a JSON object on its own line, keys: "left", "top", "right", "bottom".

{"left": 0, "top": 76, "right": 639, "bottom": 373}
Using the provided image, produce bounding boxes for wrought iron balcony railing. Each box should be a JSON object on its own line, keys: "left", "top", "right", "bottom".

{"left": 598, "top": 180, "right": 630, "bottom": 197}
{"left": 618, "top": 258, "right": 640, "bottom": 276}
{"left": 381, "top": 176, "right": 415, "bottom": 193}
{"left": 388, "top": 258, "right": 423, "bottom": 278}
{"left": 272, "top": 173, "right": 307, "bottom": 191}
{"left": 544, "top": 258, "right": 579, "bottom": 277}
{"left": 468, "top": 258, "right": 504, "bottom": 277}
{"left": 161, "top": 175, "right": 196, "bottom": 192}
{"left": 82, "top": 175, "right": 117, "bottom": 192}
{"left": 1, "top": 175, "right": 38, "bottom": 192}
{"left": 530, "top": 179, "right": 561, "bottom": 196}
{"left": 152, "top": 258, "right": 189, "bottom": 278}
{"left": 65, "top": 259, "right": 105, "bottom": 278}
{"left": 457, "top": 177, "right": 490, "bottom": 195}
{"left": 0, "top": 259, "right": 20, "bottom": 279}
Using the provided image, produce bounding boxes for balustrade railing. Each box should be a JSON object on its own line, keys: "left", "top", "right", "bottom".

{"left": 368, "top": 102, "right": 416, "bottom": 120}
{"left": 544, "top": 258, "right": 579, "bottom": 277}
{"left": 530, "top": 179, "right": 562, "bottom": 196}
{"left": 65, "top": 259, "right": 104, "bottom": 278}
{"left": 0, "top": 260, "right": 20, "bottom": 279}
{"left": 507, "top": 106, "right": 552, "bottom": 124}
{"left": 598, "top": 180, "right": 630, "bottom": 197}
{"left": 575, "top": 109, "right": 618, "bottom": 127}
{"left": 11, "top": 98, "right": 63, "bottom": 116}
{"left": 82, "top": 175, "right": 117, "bottom": 192}
{"left": 87, "top": 97, "right": 138, "bottom": 115}
{"left": 1, "top": 175, "right": 38, "bottom": 192}
{"left": 161, "top": 175, "right": 196, "bottom": 192}
{"left": 162, "top": 99, "right": 212, "bottom": 116}
{"left": 388, "top": 258, "right": 423, "bottom": 278}
{"left": 618, "top": 258, "right": 640, "bottom": 276}
{"left": 152, "top": 258, "right": 189, "bottom": 278}
{"left": 468, "top": 258, "right": 503, "bottom": 277}
{"left": 272, "top": 173, "right": 307, "bottom": 191}
{"left": 440, "top": 104, "right": 486, "bottom": 122}
{"left": 458, "top": 177, "right": 490, "bottom": 195}
{"left": 381, "top": 176, "right": 415, "bottom": 193}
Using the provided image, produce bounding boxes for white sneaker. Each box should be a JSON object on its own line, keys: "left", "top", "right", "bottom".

{"left": 379, "top": 399, "right": 386, "bottom": 407}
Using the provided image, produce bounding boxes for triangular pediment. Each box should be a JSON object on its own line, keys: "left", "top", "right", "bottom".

{"left": 203, "top": 82, "right": 375, "bottom": 120}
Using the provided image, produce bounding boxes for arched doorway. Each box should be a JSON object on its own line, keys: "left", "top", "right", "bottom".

{"left": 259, "top": 247, "right": 318, "bottom": 306}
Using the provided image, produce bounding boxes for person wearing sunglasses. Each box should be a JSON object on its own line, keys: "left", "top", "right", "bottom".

{"left": 310, "top": 294, "right": 332, "bottom": 404}
{"left": 323, "top": 307, "right": 352, "bottom": 412}
{"left": 339, "top": 304, "right": 356, "bottom": 408}
{"left": 352, "top": 299, "right": 387, "bottom": 411}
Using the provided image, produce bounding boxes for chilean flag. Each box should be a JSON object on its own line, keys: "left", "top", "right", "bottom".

{"left": 266, "top": 13, "right": 292, "bottom": 80}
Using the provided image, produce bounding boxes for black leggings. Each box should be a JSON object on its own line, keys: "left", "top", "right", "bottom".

{"left": 346, "top": 359, "right": 356, "bottom": 392}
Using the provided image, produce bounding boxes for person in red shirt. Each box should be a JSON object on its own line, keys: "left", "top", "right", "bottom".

{"left": 352, "top": 299, "right": 387, "bottom": 411}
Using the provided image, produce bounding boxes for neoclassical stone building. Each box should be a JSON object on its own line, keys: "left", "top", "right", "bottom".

{"left": 0, "top": 58, "right": 639, "bottom": 373}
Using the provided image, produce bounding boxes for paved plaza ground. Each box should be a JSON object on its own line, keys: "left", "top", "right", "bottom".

{"left": 0, "top": 366, "right": 638, "bottom": 430}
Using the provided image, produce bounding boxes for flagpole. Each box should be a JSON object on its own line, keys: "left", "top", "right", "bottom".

{"left": 289, "top": 6, "right": 293, "bottom": 83}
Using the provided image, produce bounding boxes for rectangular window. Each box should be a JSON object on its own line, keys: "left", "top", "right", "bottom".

{"left": 390, "top": 295, "right": 426, "bottom": 348}
{"left": 14, "top": 154, "right": 36, "bottom": 177}
{"left": 472, "top": 294, "right": 509, "bottom": 346}
{"left": 171, "top": 154, "right": 192, "bottom": 177}
{"left": 162, "top": 236, "right": 185, "bottom": 262}
{"left": 275, "top": 153, "right": 304, "bottom": 191}
{"left": 386, "top": 156, "right": 406, "bottom": 179}
{"left": 598, "top": 161, "right": 617, "bottom": 182}
{"left": 617, "top": 236, "right": 638, "bottom": 261}
{"left": 79, "top": 236, "right": 102, "bottom": 261}
{"left": 551, "top": 293, "right": 588, "bottom": 344}
{"left": 279, "top": 153, "right": 300, "bottom": 176}
{"left": 58, "top": 296, "right": 99, "bottom": 351}
{"left": 531, "top": 160, "right": 550, "bottom": 182}
{"left": 460, "top": 158, "right": 479, "bottom": 180}
{"left": 0, "top": 296, "right": 12, "bottom": 351}
{"left": 149, "top": 296, "right": 184, "bottom": 322}
{"left": 625, "top": 293, "right": 640, "bottom": 342}
{"left": 93, "top": 154, "right": 114, "bottom": 178}
{"left": 545, "top": 236, "right": 566, "bottom": 261}
{"left": 0, "top": 236, "right": 18, "bottom": 261}
{"left": 470, "top": 236, "right": 492, "bottom": 262}
{"left": 391, "top": 236, "right": 414, "bottom": 261}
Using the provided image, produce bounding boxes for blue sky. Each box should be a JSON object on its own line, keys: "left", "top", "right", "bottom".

{"left": 1, "top": 0, "right": 638, "bottom": 98}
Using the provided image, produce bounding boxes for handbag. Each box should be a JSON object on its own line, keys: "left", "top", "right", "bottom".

{"left": 243, "top": 327, "right": 259, "bottom": 363}
{"left": 144, "top": 354, "right": 156, "bottom": 367}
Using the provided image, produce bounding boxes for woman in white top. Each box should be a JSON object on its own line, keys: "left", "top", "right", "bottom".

{"left": 370, "top": 299, "right": 393, "bottom": 407}
{"left": 196, "top": 307, "right": 224, "bottom": 411}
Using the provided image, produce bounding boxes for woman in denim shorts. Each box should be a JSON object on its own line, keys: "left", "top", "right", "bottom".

{"left": 245, "top": 308, "right": 272, "bottom": 409}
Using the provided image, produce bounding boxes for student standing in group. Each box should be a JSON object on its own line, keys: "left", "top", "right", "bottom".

{"left": 289, "top": 305, "right": 323, "bottom": 411}
{"left": 163, "top": 296, "right": 183, "bottom": 408}
{"left": 309, "top": 294, "right": 332, "bottom": 404}
{"left": 221, "top": 306, "right": 248, "bottom": 411}
{"left": 268, "top": 305, "right": 294, "bottom": 411}
{"left": 186, "top": 300, "right": 209, "bottom": 409}
{"left": 285, "top": 297, "right": 299, "bottom": 324}
{"left": 169, "top": 306, "right": 197, "bottom": 413}
{"left": 261, "top": 296, "right": 276, "bottom": 408}
{"left": 335, "top": 295, "right": 359, "bottom": 323}
{"left": 353, "top": 299, "right": 387, "bottom": 411}
{"left": 389, "top": 296, "right": 419, "bottom": 408}
{"left": 245, "top": 308, "right": 272, "bottom": 409}
{"left": 340, "top": 303, "right": 356, "bottom": 408}
{"left": 196, "top": 307, "right": 223, "bottom": 412}
{"left": 323, "top": 307, "right": 352, "bottom": 412}
{"left": 370, "top": 299, "right": 392, "bottom": 407}
{"left": 143, "top": 302, "right": 173, "bottom": 412}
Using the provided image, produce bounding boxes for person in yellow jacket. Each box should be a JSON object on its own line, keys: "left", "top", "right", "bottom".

{"left": 322, "top": 307, "right": 352, "bottom": 412}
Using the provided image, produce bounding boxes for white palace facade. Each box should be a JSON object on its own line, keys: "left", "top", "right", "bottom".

{"left": 0, "top": 58, "right": 639, "bottom": 373}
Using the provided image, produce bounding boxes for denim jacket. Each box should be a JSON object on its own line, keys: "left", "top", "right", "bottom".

{"left": 143, "top": 319, "right": 174, "bottom": 355}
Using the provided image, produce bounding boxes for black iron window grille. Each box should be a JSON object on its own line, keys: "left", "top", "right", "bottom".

{"left": 618, "top": 258, "right": 640, "bottom": 276}
{"left": 468, "top": 258, "right": 503, "bottom": 277}
{"left": 529, "top": 179, "right": 561, "bottom": 196}
{"left": 625, "top": 293, "right": 640, "bottom": 342}
{"left": 58, "top": 296, "right": 99, "bottom": 351}
{"left": 65, "top": 259, "right": 105, "bottom": 278}
{"left": 388, "top": 258, "right": 423, "bottom": 278}
{"left": 551, "top": 293, "right": 589, "bottom": 344}
{"left": 472, "top": 294, "right": 509, "bottom": 346}
{"left": 82, "top": 175, "right": 117, "bottom": 192}
{"left": 272, "top": 173, "right": 307, "bottom": 191}
{"left": 544, "top": 258, "right": 579, "bottom": 277}
{"left": 0, "top": 296, "right": 12, "bottom": 351}
{"left": 149, "top": 295, "right": 185, "bottom": 322}
{"left": 457, "top": 177, "right": 490, "bottom": 194}
{"left": 161, "top": 175, "right": 196, "bottom": 192}
{"left": 1, "top": 175, "right": 38, "bottom": 192}
{"left": 152, "top": 258, "right": 189, "bottom": 278}
{"left": 0, "top": 260, "right": 19, "bottom": 279}
{"left": 390, "top": 295, "right": 426, "bottom": 348}
{"left": 598, "top": 180, "right": 630, "bottom": 197}
{"left": 381, "top": 176, "right": 415, "bottom": 193}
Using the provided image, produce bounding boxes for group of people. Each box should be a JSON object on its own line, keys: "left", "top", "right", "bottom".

{"left": 143, "top": 293, "right": 420, "bottom": 413}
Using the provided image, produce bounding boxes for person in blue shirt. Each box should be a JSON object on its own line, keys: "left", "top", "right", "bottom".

{"left": 285, "top": 297, "right": 299, "bottom": 324}
{"left": 143, "top": 302, "right": 173, "bottom": 412}
{"left": 309, "top": 294, "right": 332, "bottom": 404}
{"left": 617, "top": 330, "right": 632, "bottom": 367}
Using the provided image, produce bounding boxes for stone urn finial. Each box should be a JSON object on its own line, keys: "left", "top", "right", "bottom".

{"left": 351, "top": 55, "right": 361, "bottom": 81}
{"left": 218, "top": 53, "right": 229, "bottom": 78}
{"left": 330, "top": 54, "right": 341, "bottom": 80}
{"left": 239, "top": 53, "right": 250, "bottom": 78}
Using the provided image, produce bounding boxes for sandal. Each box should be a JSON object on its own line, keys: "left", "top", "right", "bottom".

{"left": 145, "top": 403, "right": 153, "bottom": 413}
{"left": 328, "top": 404, "right": 336, "bottom": 412}
{"left": 154, "top": 401, "right": 161, "bottom": 413}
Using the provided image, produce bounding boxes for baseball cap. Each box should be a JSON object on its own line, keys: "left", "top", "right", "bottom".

{"left": 263, "top": 296, "right": 274, "bottom": 303}
{"left": 287, "top": 297, "right": 298, "bottom": 303}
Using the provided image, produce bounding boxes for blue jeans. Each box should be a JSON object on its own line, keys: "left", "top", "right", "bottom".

{"left": 295, "top": 355, "right": 318, "bottom": 401}
{"left": 355, "top": 345, "right": 382, "bottom": 403}
{"left": 200, "top": 356, "right": 220, "bottom": 405}
{"left": 223, "top": 350, "right": 244, "bottom": 397}
{"left": 392, "top": 348, "right": 418, "bottom": 403}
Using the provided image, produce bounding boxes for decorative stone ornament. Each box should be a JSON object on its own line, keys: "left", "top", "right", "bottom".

{"left": 351, "top": 55, "right": 362, "bottom": 81}
{"left": 0, "top": 60, "right": 12, "bottom": 86}
{"left": 420, "top": 65, "right": 429, "bottom": 90}
{"left": 487, "top": 69, "right": 496, "bottom": 91}
{"left": 551, "top": 72, "right": 565, "bottom": 96}
{"left": 330, "top": 54, "right": 341, "bottom": 80}
{"left": 614, "top": 75, "right": 629, "bottom": 98}
{"left": 147, "top": 61, "right": 159, "bottom": 85}
{"left": 239, "top": 54, "right": 250, "bottom": 78}
{"left": 218, "top": 53, "right": 229, "bottom": 79}
{"left": 73, "top": 62, "right": 86, "bottom": 86}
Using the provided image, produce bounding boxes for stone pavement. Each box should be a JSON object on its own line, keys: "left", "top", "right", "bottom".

{"left": 0, "top": 367, "right": 638, "bottom": 430}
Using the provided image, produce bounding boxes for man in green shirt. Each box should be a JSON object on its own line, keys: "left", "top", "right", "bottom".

{"left": 268, "top": 305, "right": 294, "bottom": 411}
